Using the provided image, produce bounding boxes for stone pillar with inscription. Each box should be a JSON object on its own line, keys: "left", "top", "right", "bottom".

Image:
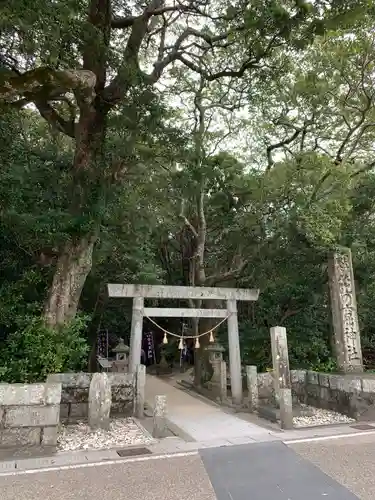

{"left": 88, "top": 373, "right": 112, "bottom": 430}
{"left": 328, "top": 248, "right": 363, "bottom": 373}
{"left": 270, "top": 326, "right": 293, "bottom": 430}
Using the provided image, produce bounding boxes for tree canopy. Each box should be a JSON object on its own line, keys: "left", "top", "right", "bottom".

{"left": 1, "top": 0, "right": 375, "bottom": 381}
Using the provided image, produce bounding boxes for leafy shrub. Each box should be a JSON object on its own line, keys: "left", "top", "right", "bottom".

{"left": 0, "top": 314, "right": 90, "bottom": 383}
{"left": 310, "top": 358, "right": 338, "bottom": 373}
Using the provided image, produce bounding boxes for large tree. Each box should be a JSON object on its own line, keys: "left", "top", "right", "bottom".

{"left": 0, "top": 0, "right": 369, "bottom": 327}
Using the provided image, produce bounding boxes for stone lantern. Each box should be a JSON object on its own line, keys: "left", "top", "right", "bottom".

{"left": 111, "top": 338, "right": 130, "bottom": 373}
{"left": 113, "top": 338, "right": 130, "bottom": 361}
{"left": 156, "top": 343, "right": 172, "bottom": 376}
{"left": 205, "top": 342, "right": 226, "bottom": 384}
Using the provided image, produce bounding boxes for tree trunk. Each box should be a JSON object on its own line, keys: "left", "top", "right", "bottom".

{"left": 42, "top": 63, "right": 106, "bottom": 327}
{"left": 35, "top": 0, "right": 113, "bottom": 329}
{"left": 43, "top": 236, "right": 97, "bottom": 327}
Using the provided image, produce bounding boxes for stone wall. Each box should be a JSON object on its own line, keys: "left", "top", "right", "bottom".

{"left": 257, "top": 370, "right": 375, "bottom": 421}
{"left": 0, "top": 383, "right": 61, "bottom": 452}
{"left": 47, "top": 373, "right": 135, "bottom": 423}
{"left": 257, "top": 372, "right": 275, "bottom": 402}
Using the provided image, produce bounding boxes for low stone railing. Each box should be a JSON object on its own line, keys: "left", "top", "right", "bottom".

{"left": 256, "top": 369, "right": 375, "bottom": 421}
{"left": 0, "top": 383, "right": 61, "bottom": 454}
{"left": 47, "top": 372, "right": 141, "bottom": 423}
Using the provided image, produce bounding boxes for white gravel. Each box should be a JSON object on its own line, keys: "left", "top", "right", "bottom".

{"left": 293, "top": 404, "right": 355, "bottom": 428}
{"left": 57, "top": 418, "right": 154, "bottom": 451}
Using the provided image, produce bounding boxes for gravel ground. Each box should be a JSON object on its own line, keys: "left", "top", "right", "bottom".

{"left": 57, "top": 418, "right": 154, "bottom": 451}
{"left": 293, "top": 404, "right": 355, "bottom": 427}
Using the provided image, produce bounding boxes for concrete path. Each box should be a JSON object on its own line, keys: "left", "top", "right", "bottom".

{"left": 145, "top": 375, "right": 273, "bottom": 444}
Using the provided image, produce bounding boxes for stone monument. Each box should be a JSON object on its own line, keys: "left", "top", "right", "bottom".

{"left": 270, "top": 326, "right": 293, "bottom": 430}
{"left": 88, "top": 373, "right": 112, "bottom": 430}
{"left": 328, "top": 248, "right": 363, "bottom": 373}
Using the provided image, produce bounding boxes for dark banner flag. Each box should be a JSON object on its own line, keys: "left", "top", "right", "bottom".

{"left": 97, "top": 330, "right": 108, "bottom": 358}
{"left": 144, "top": 331, "right": 155, "bottom": 365}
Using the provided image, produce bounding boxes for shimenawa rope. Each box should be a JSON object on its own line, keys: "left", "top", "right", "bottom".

{"left": 144, "top": 313, "right": 231, "bottom": 349}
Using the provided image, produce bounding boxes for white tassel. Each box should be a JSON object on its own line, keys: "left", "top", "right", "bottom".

{"left": 178, "top": 337, "right": 184, "bottom": 350}
{"left": 209, "top": 331, "right": 214, "bottom": 343}
{"left": 163, "top": 333, "right": 168, "bottom": 344}
{"left": 195, "top": 337, "right": 200, "bottom": 349}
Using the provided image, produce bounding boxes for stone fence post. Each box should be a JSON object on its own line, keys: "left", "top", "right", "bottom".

{"left": 152, "top": 395, "right": 167, "bottom": 438}
{"left": 220, "top": 360, "right": 227, "bottom": 402}
{"left": 270, "top": 327, "right": 293, "bottom": 430}
{"left": 246, "top": 365, "right": 258, "bottom": 412}
{"left": 135, "top": 364, "right": 146, "bottom": 419}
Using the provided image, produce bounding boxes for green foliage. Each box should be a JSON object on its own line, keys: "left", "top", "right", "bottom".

{"left": 0, "top": 315, "right": 89, "bottom": 383}
{"left": 2, "top": 2, "right": 375, "bottom": 382}
{"left": 0, "top": 269, "right": 45, "bottom": 334}
{"left": 310, "top": 358, "right": 338, "bottom": 373}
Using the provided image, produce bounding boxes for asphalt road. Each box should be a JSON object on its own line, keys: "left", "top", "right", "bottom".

{"left": 201, "top": 441, "right": 358, "bottom": 499}
{"left": 289, "top": 433, "right": 375, "bottom": 500}
{"left": 0, "top": 455, "right": 216, "bottom": 500}
{"left": 2, "top": 436, "right": 375, "bottom": 500}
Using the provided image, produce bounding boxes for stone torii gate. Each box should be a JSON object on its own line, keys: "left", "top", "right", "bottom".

{"left": 107, "top": 284, "right": 260, "bottom": 404}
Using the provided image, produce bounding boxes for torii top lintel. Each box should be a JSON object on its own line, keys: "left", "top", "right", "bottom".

{"left": 107, "top": 284, "right": 259, "bottom": 301}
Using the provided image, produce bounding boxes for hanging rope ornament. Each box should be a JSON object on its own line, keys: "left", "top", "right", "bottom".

{"left": 145, "top": 313, "right": 231, "bottom": 350}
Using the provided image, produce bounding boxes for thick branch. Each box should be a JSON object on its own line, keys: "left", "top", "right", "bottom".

{"left": 193, "top": 77, "right": 206, "bottom": 159}
{"left": 308, "top": 171, "right": 331, "bottom": 205}
{"left": 266, "top": 129, "right": 301, "bottom": 169}
{"left": 83, "top": 0, "right": 111, "bottom": 92}
{"left": 111, "top": 3, "right": 235, "bottom": 29}
{"left": 111, "top": 5, "right": 191, "bottom": 28}
{"left": 148, "top": 25, "right": 246, "bottom": 83}
{"left": 280, "top": 308, "right": 301, "bottom": 324}
{"left": 206, "top": 258, "right": 248, "bottom": 286}
{"left": 103, "top": 14, "right": 151, "bottom": 103}
{"left": 179, "top": 200, "right": 198, "bottom": 238}
{"left": 173, "top": 29, "right": 281, "bottom": 82}
{"left": 335, "top": 113, "right": 370, "bottom": 163}
{"left": 196, "top": 180, "right": 206, "bottom": 267}
{"left": 0, "top": 68, "right": 96, "bottom": 102}
{"left": 176, "top": 53, "right": 259, "bottom": 81}
{"left": 35, "top": 100, "right": 75, "bottom": 138}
